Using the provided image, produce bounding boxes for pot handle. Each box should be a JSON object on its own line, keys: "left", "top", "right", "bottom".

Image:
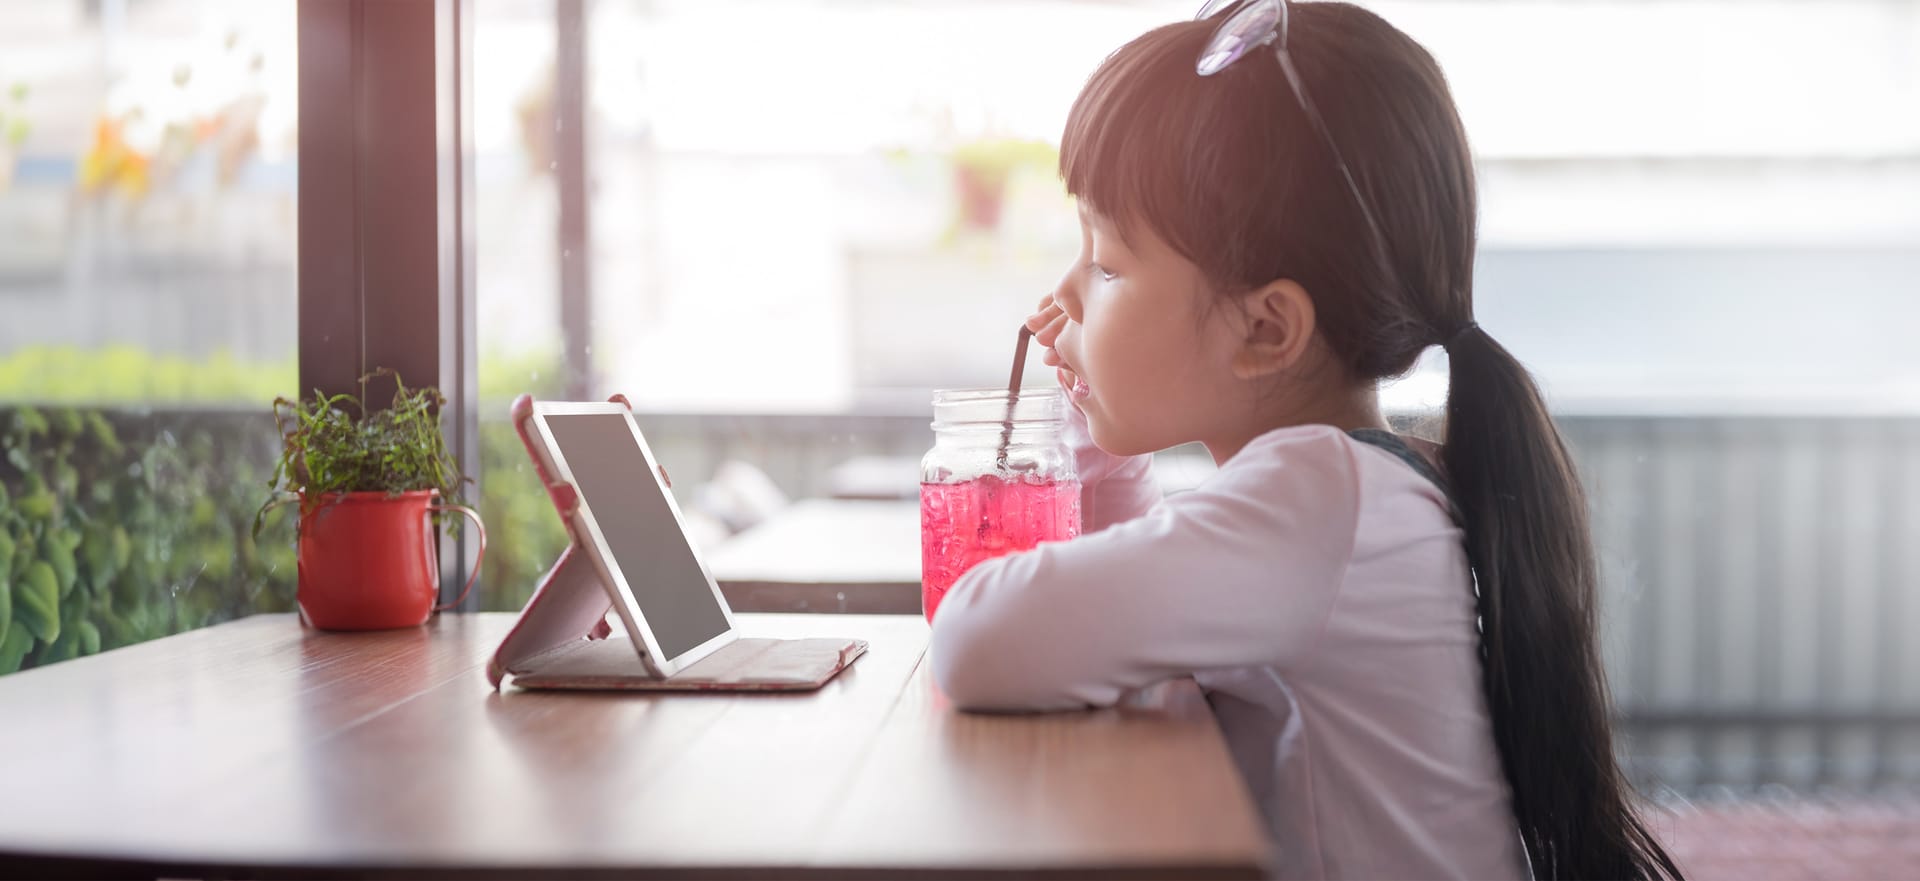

{"left": 428, "top": 503, "right": 488, "bottom": 612}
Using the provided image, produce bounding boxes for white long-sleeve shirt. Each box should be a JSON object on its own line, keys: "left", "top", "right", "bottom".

{"left": 929, "top": 408, "right": 1527, "bottom": 881}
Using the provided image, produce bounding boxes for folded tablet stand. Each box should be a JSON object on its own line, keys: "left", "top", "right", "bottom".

{"left": 486, "top": 394, "right": 866, "bottom": 692}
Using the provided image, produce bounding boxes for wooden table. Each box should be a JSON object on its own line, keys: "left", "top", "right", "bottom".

{"left": 0, "top": 613, "right": 1269, "bottom": 879}
{"left": 708, "top": 499, "right": 924, "bottom": 614}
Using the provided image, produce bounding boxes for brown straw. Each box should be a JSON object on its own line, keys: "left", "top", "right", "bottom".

{"left": 996, "top": 326, "right": 1033, "bottom": 470}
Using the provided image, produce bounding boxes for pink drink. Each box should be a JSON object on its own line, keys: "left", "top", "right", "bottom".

{"left": 920, "top": 475, "right": 1082, "bottom": 621}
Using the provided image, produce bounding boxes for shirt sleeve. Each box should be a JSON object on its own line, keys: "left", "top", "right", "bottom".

{"left": 930, "top": 426, "right": 1362, "bottom": 712}
{"left": 1062, "top": 401, "right": 1163, "bottom": 533}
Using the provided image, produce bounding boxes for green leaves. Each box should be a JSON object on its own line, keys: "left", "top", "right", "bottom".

{"left": 47, "top": 529, "right": 78, "bottom": 598}
{"left": 11, "top": 527, "right": 33, "bottom": 580}
{"left": 0, "top": 401, "right": 301, "bottom": 677}
{"left": 110, "top": 526, "right": 131, "bottom": 574}
{"left": 0, "top": 531, "right": 12, "bottom": 640}
{"left": 11, "top": 407, "right": 49, "bottom": 439}
{"left": 14, "top": 488, "right": 54, "bottom": 523}
{"left": 80, "top": 525, "right": 132, "bottom": 591}
{"left": 50, "top": 409, "right": 82, "bottom": 438}
{"left": 18, "top": 561, "right": 58, "bottom": 643}
{"left": 258, "top": 370, "right": 469, "bottom": 536}
{"left": 85, "top": 412, "right": 122, "bottom": 459}
{"left": 0, "top": 346, "right": 295, "bottom": 406}
{"left": 0, "top": 623, "right": 32, "bottom": 676}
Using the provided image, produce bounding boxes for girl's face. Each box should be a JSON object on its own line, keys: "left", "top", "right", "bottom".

{"left": 1046, "top": 206, "right": 1248, "bottom": 457}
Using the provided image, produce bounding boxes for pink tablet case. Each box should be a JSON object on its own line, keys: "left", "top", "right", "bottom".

{"left": 485, "top": 394, "right": 867, "bottom": 692}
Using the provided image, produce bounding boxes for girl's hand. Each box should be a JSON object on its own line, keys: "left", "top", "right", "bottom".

{"left": 1024, "top": 293, "right": 1070, "bottom": 370}
{"left": 1024, "top": 295, "right": 1160, "bottom": 530}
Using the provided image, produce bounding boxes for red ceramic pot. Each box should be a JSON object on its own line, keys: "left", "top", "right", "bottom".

{"left": 297, "top": 490, "right": 486, "bottom": 631}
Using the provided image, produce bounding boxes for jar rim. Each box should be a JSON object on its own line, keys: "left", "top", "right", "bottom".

{"left": 930, "top": 386, "right": 1067, "bottom": 429}
{"left": 931, "top": 386, "right": 1066, "bottom": 404}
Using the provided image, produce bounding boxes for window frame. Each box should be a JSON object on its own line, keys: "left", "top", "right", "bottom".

{"left": 297, "top": 0, "right": 481, "bottom": 609}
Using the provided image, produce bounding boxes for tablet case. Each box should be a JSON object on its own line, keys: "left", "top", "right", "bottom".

{"left": 485, "top": 394, "right": 867, "bottom": 692}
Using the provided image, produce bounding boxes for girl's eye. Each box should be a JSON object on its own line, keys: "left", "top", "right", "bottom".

{"left": 1088, "top": 261, "right": 1117, "bottom": 282}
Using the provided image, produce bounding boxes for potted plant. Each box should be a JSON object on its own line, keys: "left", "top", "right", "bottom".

{"left": 949, "top": 137, "right": 1057, "bottom": 234}
{"left": 254, "top": 369, "right": 485, "bottom": 631}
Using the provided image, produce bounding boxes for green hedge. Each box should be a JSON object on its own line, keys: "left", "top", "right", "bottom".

{"left": 0, "top": 348, "right": 576, "bottom": 675}
{"left": 475, "top": 350, "right": 571, "bottom": 612}
{"left": 475, "top": 419, "right": 569, "bottom": 612}
{"left": 0, "top": 407, "right": 297, "bottom": 673}
{"left": 0, "top": 405, "right": 575, "bottom": 675}
{"left": 0, "top": 346, "right": 296, "bottom": 405}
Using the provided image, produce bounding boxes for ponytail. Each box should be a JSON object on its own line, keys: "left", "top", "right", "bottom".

{"left": 1443, "top": 325, "right": 1684, "bottom": 881}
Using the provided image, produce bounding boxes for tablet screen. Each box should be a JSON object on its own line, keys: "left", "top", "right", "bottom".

{"left": 542, "top": 412, "right": 731, "bottom": 660}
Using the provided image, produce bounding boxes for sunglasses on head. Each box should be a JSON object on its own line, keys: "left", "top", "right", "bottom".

{"left": 1193, "top": 0, "right": 1391, "bottom": 277}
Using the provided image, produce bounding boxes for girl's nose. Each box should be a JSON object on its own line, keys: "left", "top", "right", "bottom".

{"left": 1052, "top": 273, "right": 1084, "bottom": 324}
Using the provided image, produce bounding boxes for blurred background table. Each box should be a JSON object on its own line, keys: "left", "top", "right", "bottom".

{"left": 708, "top": 498, "right": 923, "bottom": 614}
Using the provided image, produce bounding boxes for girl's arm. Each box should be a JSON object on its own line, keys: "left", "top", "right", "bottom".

{"left": 930, "top": 426, "right": 1361, "bottom": 712}
{"left": 1064, "top": 401, "right": 1163, "bottom": 533}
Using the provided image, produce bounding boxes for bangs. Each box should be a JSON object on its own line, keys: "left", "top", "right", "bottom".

{"left": 1059, "top": 19, "right": 1288, "bottom": 286}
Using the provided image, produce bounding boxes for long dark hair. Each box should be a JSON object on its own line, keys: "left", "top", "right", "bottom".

{"left": 1059, "top": 6, "right": 1681, "bottom": 879}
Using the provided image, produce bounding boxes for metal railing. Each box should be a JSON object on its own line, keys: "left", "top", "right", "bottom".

{"left": 1566, "top": 415, "right": 1920, "bottom": 791}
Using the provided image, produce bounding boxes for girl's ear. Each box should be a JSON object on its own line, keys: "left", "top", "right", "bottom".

{"left": 1228, "top": 278, "right": 1317, "bottom": 380}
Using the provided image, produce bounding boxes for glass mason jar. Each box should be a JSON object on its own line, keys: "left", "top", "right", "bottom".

{"left": 919, "top": 387, "right": 1081, "bottom": 622}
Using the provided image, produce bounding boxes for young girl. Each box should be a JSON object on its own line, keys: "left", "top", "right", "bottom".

{"left": 927, "top": 2, "right": 1683, "bottom": 879}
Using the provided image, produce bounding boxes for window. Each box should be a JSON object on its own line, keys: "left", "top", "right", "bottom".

{"left": 0, "top": 0, "right": 300, "bottom": 673}
{"left": 473, "top": 1, "right": 1204, "bottom": 614}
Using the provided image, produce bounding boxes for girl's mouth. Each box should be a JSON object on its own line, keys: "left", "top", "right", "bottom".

{"left": 1058, "top": 366, "right": 1091, "bottom": 403}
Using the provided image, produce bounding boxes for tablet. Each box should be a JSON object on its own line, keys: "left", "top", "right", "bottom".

{"left": 524, "top": 401, "right": 737, "bottom": 677}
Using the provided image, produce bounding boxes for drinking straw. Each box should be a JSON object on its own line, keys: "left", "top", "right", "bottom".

{"left": 996, "top": 326, "right": 1033, "bottom": 470}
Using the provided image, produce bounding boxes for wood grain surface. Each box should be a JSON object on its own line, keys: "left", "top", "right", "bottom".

{"left": 0, "top": 613, "right": 1267, "bottom": 879}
